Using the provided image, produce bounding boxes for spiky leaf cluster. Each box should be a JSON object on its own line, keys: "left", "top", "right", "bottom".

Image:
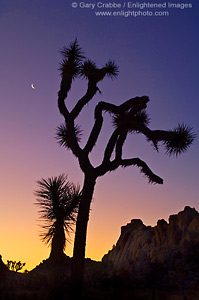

{"left": 60, "top": 39, "right": 85, "bottom": 61}
{"left": 59, "top": 40, "right": 85, "bottom": 79}
{"left": 58, "top": 40, "right": 119, "bottom": 86}
{"left": 35, "top": 174, "right": 81, "bottom": 247}
{"left": 79, "top": 59, "right": 118, "bottom": 82}
{"left": 105, "top": 60, "right": 119, "bottom": 79}
{"left": 113, "top": 109, "right": 150, "bottom": 132}
{"left": 56, "top": 123, "right": 82, "bottom": 149}
{"left": 164, "top": 123, "right": 195, "bottom": 156}
{"left": 80, "top": 59, "right": 97, "bottom": 79}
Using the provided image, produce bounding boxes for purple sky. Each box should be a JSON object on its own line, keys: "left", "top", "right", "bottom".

{"left": 0, "top": 0, "right": 198, "bottom": 270}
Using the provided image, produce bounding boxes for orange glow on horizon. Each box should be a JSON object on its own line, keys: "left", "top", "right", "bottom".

{"left": 1, "top": 172, "right": 198, "bottom": 272}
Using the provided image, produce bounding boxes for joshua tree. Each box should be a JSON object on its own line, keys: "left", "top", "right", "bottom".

{"left": 56, "top": 40, "right": 195, "bottom": 296}
{"left": 35, "top": 174, "right": 81, "bottom": 261}
{"left": 6, "top": 260, "right": 26, "bottom": 272}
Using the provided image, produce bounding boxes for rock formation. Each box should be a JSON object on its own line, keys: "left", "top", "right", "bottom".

{"left": 102, "top": 206, "right": 199, "bottom": 283}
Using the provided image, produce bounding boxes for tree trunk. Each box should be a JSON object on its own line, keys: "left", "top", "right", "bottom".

{"left": 70, "top": 174, "right": 96, "bottom": 298}
{"left": 50, "top": 221, "right": 65, "bottom": 262}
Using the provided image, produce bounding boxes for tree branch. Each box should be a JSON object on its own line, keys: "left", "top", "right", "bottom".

{"left": 103, "top": 129, "right": 120, "bottom": 164}
{"left": 115, "top": 131, "right": 128, "bottom": 160}
{"left": 136, "top": 125, "right": 173, "bottom": 142}
{"left": 93, "top": 97, "right": 149, "bottom": 176}
{"left": 96, "top": 96, "right": 149, "bottom": 115}
{"left": 83, "top": 103, "right": 104, "bottom": 154}
{"left": 84, "top": 96, "right": 148, "bottom": 156}
{"left": 116, "top": 157, "right": 163, "bottom": 184}
{"left": 65, "top": 119, "right": 83, "bottom": 158}
{"left": 58, "top": 90, "right": 70, "bottom": 119}
{"left": 118, "top": 96, "right": 149, "bottom": 112}
{"left": 71, "top": 81, "right": 98, "bottom": 119}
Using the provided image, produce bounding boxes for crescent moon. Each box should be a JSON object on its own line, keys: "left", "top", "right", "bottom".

{"left": 31, "top": 83, "right": 35, "bottom": 89}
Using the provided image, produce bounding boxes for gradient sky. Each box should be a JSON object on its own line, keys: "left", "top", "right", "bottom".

{"left": 0, "top": 0, "right": 198, "bottom": 271}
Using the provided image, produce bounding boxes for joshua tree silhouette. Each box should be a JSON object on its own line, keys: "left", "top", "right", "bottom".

{"left": 6, "top": 260, "right": 26, "bottom": 272}
{"left": 35, "top": 174, "right": 81, "bottom": 262}
{"left": 56, "top": 40, "right": 195, "bottom": 297}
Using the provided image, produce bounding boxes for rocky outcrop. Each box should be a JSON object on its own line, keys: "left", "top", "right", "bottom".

{"left": 102, "top": 206, "right": 199, "bottom": 280}
{"left": 0, "top": 254, "right": 9, "bottom": 289}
